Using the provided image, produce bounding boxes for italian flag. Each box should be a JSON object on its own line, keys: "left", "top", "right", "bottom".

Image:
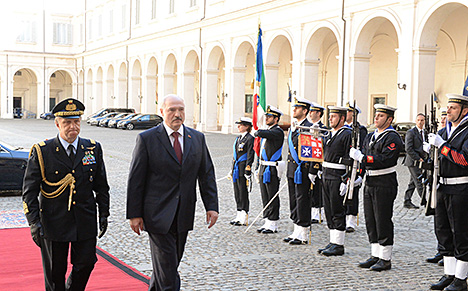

{"left": 252, "top": 26, "right": 266, "bottom": 156}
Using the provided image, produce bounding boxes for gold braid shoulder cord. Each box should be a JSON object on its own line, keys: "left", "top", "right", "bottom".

{"left": 32, "top": 144, "right": 76, "bottom": 211}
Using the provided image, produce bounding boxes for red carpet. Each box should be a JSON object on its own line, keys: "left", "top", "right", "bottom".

{"left": 0, "top": 228, "right": 149, "bottom": 290}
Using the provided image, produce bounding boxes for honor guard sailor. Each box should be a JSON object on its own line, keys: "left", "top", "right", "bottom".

{"left": 255, "top": 105, "right": 284, "bottom": 234}
{"left": 309, "top": 102, "right": 327, "bottom": 224}
{"left": 230, "top": 117, "right": 255, "bottom": 226}
{"left": 344, "top": 102, "right": 367, "bottom": 233}
{"left": 283, "top": 97, "right": 313, "bottom": 245}
{"left": 350, "top": 104, "right": 403, "bottom": 271}
{"left": 22, "top": 98, "right": 110, "bottom": 290}
{"left": 428, "top": 94, "right": 468, "bottom": 291}
{"left": 316, "top": 106, "right": 352, "bottom": 256}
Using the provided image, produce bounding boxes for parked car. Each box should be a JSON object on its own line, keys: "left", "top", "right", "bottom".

{"left": 98, "top": 113, "right": 129, "bottom": 127}
{"left": 86, "top": 108, "right": 135, "bottom": 123}
{"left": 0, "top": 142, "right": 29, "bottom": 193}
{"left": 117, "top": 114, "right": 163, "bottom": 130}
{"left": 40, "top": 112, "right": 54, "bottom": 120}
{"left": 107, "top": 113, "right": 138, "bottom": 128}
{"left": 13, "top": 108, "right": 23, "bottom": 119}
{"left": 88, "top": 112, "right": 120, "bottom": 126}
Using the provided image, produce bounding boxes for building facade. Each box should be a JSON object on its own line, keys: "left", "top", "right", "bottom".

{"left": 1, "top": 0, "right": 467, "bottom": 132}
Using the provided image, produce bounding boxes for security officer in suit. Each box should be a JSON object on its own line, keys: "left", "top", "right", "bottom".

{"left": 23, "top": 98, "right": 110, "bottom": 291}
{"left": 255, "top": 105, "right": 284, "bottom": 234}
{"left": 309, "top": 102, "right": 327, "bottom": 224}
{"left": 428, "top": 94, "right": 468, "bottom": 291}
{"left": 283, "top": 97, "right": 313, "bottom": 245}
{"left": 403, "top": 113, "right": 427, "bottom": 209}
{"left": 316, "top": 106, "right": 352, "bottom": 256}
{"left": 350, "top": 104, "right": 403, "bottom": 271}
{"left": 230, "top": 117, "right": 255, "bottom": 226}
{"left": 344, "top": 102, "right": 367, "bottom": 233}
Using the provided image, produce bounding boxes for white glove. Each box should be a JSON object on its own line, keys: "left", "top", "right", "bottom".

{"left": 349, "top": 148, "right": 364, "bottom": 162}
{"left": 317, "top": 170, "right": 322, "bottom": 179}
{"left": 308, "top": 174, "right": 316, "bottom": 185}
{"left": 339, "top": 183, "right": 347, "bottom": 196}
{"left": 423, "top": 142, "right": 431, "bottom": 153}
{"left": 428, "top": 133, "right": 445, "bottom": 148}
{"left": 244, "top": 174, "right": 251, "bottom": 180}
{"left": 354, "top": 176, "right": 363, "bottom": 187}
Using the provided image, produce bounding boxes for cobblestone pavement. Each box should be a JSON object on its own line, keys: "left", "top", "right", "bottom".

{"left": 0, "top": 119, "right": 442, "bottom": 290}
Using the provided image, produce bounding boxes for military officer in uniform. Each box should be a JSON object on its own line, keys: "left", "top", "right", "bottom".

{"left": 309, "top": 102, "right": 327, "bottom": 224}
{"left": 428, "top": 94, "right": 468, "bottom": 291}
{"left": 316, "top": 106, "right": 352, "bottom": 256}
{"left": 255, "top": 105, "right": 284, "bottom": 234}
{"left": 344, "top": 102, "right": 367, "bottom": 233}
{"left": 23, "top": 98, "right": 110, "bottom": 291}
{"left": 283, "top": 97, "right": 313, "bottom": 245}
{"left": 350, "top": 104, "right": 403, "bottom": 271}
{"left": 230, "top": 117, "right": 255, "bottom": 226}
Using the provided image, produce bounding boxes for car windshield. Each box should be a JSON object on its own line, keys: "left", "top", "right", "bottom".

{"left": 123, "top": 114, "right": 136, "bottom": 120}
{"left": 131, "top": 114, "right": 143, "bottom": 120}
{"left": 114, "top": 113, "right": 126, "bottom": 119}
{"left": 102, "top": 113, "right": 116, "bottom": 118}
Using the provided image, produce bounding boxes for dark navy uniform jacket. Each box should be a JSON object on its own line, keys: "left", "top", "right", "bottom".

{"left": 256, "top": 124, "right": 284, "bottom": 162}
{"left": 287, "top": 119, "right": 313, "bottom": 178}
{"left": 323, "top": 126, "right": 352, "bottom": 180}
{"left": 23, "top": 137, "right": 110, "bottom": 242}
{"left": 232, "top": 133, "right": 255, "bottom": 175}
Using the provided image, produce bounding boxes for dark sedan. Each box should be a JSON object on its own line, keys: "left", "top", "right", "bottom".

{"left": 108, "top": 113, "right": 138, "bottom": 128}
{"left": 98, "top": 113, "right": 129, "bottom": 127}
{"left": 117, "top": 114, "right": 163, "bottom": 130}
{"left": 88, "top": 112, "right": 120, "bottom": 126}
{"left": 0, "top": 143, "right": 29, "bottom": 194}
{"left": 40, "top": 112, "right": 54, "bottom": 120}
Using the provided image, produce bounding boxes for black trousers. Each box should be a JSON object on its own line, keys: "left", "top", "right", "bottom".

{"left": 310, "top": 178, "right": 323, "bottom": 208}
{"left": 345, "top": 185, "right": 361, "bottom": 216}
{"left": 287, "top": 176, "right": 312, "bottom": 227}
{"left": 259, "top": 166, "right": 280, "bottom": 221}
{"left": 148, "top": 224, "right": 189, "bottom": 291}
{"left": 435, "top": 187, "right": 468, "bottom": 261}
{"left": 363, "top": 184, "right": 397, "bottom": 245}
{"left": 404, "top": 166, "right": 424, "bottom": 203}
{"left": 40, "top": 237, "right": 97, "bottom": 291}
{"left": 322, "top": 178, "right": 346, "bottom": 231}
{"left": 233, "top": 175, "right": 249, "bottom": 212}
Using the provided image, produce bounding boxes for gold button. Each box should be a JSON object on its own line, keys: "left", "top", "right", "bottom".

{"left": 73, "top": 201, "right": 76, "bottom": 205}
{"left": 73, "top": 190, "right": 76, "bottom": 194}
{"left": 55, "top": 171, "right": 58, "bottom": 174}
{"left": 90, "top": 169, "right": 93, "bottom": 172}
{"left": 91, "top": 151, "right": 94, "bottom": 154}
{"left": 72, "top": 170, "right": 75, "bottom": 173}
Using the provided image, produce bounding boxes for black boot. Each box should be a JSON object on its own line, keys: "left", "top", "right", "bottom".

{"left": 358, "top": 256, "right": 379, "bottom": 268}
{"left": 430, "top": 275, "right": 454, "bottom": 290}
{"left": 289, "top": 238, "right": 307, "bottom": 245}
{"left": 321, "top": 244, "right": 344, "bottom": 256}
{"left": 370, "top": 259, "right": 391, "bottom": 271}
{"left": 283, "top": 236, "right": 293, "bottom": 243}
{"left": 427, "top": 253, "right": 444, "bottom": 263}
{"left": 439, "top": 258, "right": 445, "bottom": 266}
{"left": 444, "top": 278, "right": 467, "bottom": 291}
{"left": 317, "top": 243, "right": 333, "bottom": 254}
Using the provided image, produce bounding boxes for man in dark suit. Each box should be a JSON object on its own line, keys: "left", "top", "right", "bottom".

{"left": 126, "top": 94, "right": 218, "bottom": 291}
{"left": 403, "top": 113, "right": 427, "bottom": 209}
{"left": 23, "top": 98, "right": 110, "bottom": 291}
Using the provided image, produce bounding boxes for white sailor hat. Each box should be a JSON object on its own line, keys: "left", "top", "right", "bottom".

{"left": 441, "top": 108, "right": 447, "bottom": 116}
{"left": 328, "top": 105, "right": 348, "bottom": 114}
{"left": 447, "top": 94, "right": 468, "bottom": 106}
{"left": 310, "top": 102, "right": 325, "bottom": 111}
{"left": 265, "top": 105, "right": 283, "bottom": 117}
{"left": 346, "top": 101, "right": 362, "bottom": 114}
{"left": 235, "top": 117, "right": 253, "bottom": 125}
{"left": 292, "top": 97, "right": 312, "bottom": 109}
{"left": 374, "top": 104, "right": 397, "bottom": 116}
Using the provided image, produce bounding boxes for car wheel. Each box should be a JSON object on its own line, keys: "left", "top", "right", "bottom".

{"left": 45, "top": 115, "right": 51, "bottom": 120}
{"left": 126, "top": 123, "right": 134, "bottom": 130}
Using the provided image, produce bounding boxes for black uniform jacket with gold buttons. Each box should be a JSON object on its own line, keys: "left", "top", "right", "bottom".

{"left": 232, "top": 133, "right": 255, "bottom": 176}
{"left": 287, "top": 119, "right": 313, "bottom": 178}
{"left": 323, "top": 126, "right": 352, "bottom": 180}
{"left": 256, "top": 124, "right": 285, "bottom": 161}
{"left": 22, "top": 136, "right": 110, "bottom": 242}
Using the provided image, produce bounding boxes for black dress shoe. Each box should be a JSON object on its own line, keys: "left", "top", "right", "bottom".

{"left": 233, "top": 221, "right": 245, "bottom": 226}
{"left": 430, "top": 275, "right": 454, "bottom": 290}
{"left": 261, "top": 229, "right": 277, "bottom": 234}
{"left": 346, "top": 227, "right": 355, "bottom": 233}
{"left": 311, "top": 219, "right": 319, "bottom": 224}
{"left": 257, "top": 228, "right": 265, "bottom": 233}
{"left": 439, "top": 258, "right": 445, "bottom": 266}
{"left": 289, "top": 238, "right": 307, "bottom": 245}
{"left": 358, "top": 256, "right": 379, "bottom": 268}
{"left": 404, "top": 202, "right": 419, "bottom": 209}
{"left": 370, "top": 259, "right": 391, "bottom": 271}
{"left": 443, "top": 278, "right": 467, "bottom": 291}
{"left": 230, "top": 220, "right": 237, "bottom": 225}
{"left": 427, "top": 253, "right": 444, "bottom": 263}
{"left": 318, "top": 243, "right": 333, "bottom": 254}
{"left": 283, "top": 236, "right": 293, "bottom": 243}
{"left": 321, "top": 244, "right": 344, "bottom": 256}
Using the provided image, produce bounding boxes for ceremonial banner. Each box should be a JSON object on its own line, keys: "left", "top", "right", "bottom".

{"left": 299, "top": 134, "right": 323, "bottom": 162}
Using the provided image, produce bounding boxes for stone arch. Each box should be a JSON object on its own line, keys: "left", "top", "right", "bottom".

{"left": 163, "top": 53, "right": 178, "bottom": 96}
{"left": 95, "top": 67, "right": 104, "bottom": 111}
{"left": 106, "top": 64, "right": 115, "bottom": 106}
{"left": 131, "top": 59, "right": 142, "bottom": 112}
{"left": 183, "top": 50, "right": 199, "bottom": 127}
{"left": 13, "top": 68, "right": 39, "bottom": 118}
{"left": 86, "top": 68, "right": 94, "bottom": 113}
{"left": 118, "top": 62, "right": 127, "bottom": 107}
{"left": 48, "top": 70, "right": 73, "bottom": 111}
{"left": 146, "top": 56, "right": 158, "bottom": 114}
{"left": 206, "top": 45, "right": 225, "bottom": 131}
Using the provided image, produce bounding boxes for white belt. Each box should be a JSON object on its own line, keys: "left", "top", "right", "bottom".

{"left": 322, "top": 161, "right": 346, "bottom": 170}
{"left": 260, "top": 161, "right": 278, "bottom": 166}
{"left": 366, "top": 166, "right": 397, "bottom": 177}
{"left": 440, "top": 176, "right": 468, "bottom": 185}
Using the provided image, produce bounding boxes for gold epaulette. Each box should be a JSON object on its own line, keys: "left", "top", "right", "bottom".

{"left": 29, "top": 141, "right": 46, "bottom": 158}
{"left": 32, "top": 144, "right": 76, "bottom": 211}
{"left": 90, "top": 139, "right": 96, "bottom": 144}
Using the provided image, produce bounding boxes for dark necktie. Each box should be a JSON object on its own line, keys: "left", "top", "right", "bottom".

{"left": 172, "top": 132, "right": 182, "bottom": 163}
{"left": 420, "top": 130, "right": 424, "bottom": 142}
{"left": 68, "top": 144, "right": 75, "bottom": 163}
